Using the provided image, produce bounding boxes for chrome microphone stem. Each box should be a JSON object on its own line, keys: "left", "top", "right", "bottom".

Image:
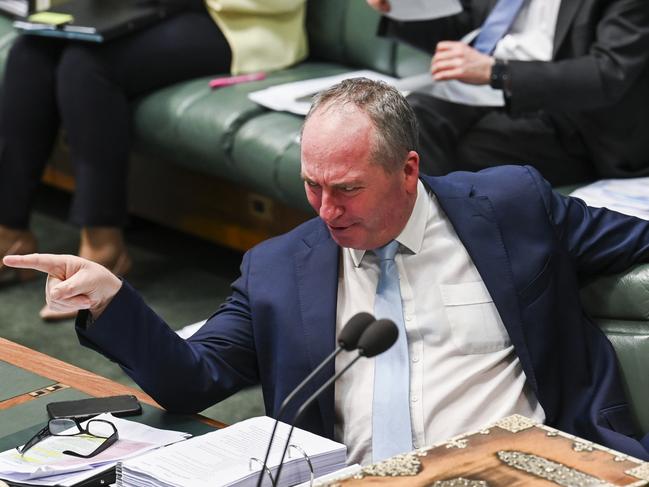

{"left": 255, "top": 346, "right": 344, "bottom": 487}
{"left": 274, "top": 353, "right": 363, "bottom": 486}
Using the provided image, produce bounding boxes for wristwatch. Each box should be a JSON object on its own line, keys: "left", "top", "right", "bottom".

{"left": 490, "top": 58, "right": 512, "bottom": 97}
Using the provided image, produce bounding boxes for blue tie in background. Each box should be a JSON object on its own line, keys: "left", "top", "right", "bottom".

{"left": 473, "top": 0, "right": 526, "bottom": 54}
{"left": 371, "top": 240, "right": 413, "bottom": 462}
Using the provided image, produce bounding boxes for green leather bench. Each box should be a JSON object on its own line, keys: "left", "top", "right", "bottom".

{"left": 0, "top": 1, "right": 647, "bottom": 438}
{"left": 581, "top": 264, "right": 649, "bottom": 435}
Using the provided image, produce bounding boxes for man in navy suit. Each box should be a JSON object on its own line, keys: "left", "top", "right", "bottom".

{"left": 5, "top": 78, "right": 649, "bottom": 463}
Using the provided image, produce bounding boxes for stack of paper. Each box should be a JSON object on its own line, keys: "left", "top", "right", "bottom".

{"left": 570, "top": 177, "right": 649, "bottom": 220}
{"left": 117, "top": 416, "right": 347, "bottom": 487}
{"left": 0, "top": 414, "right": 190, "bottom": 487}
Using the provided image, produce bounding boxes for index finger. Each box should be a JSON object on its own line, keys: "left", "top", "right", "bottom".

{"left": 3, "top": 253, "right": 68, "bottom": 278}
{"left": 435, "top": 41, "right": 462, "bottom": 52}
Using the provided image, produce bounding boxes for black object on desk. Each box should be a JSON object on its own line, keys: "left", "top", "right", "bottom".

{"left": 46, "top": 395, "right": 142, "bottom": 420}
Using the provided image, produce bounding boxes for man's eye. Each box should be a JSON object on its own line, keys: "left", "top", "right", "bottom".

{"left": 305, "top": 180, "right": 319, "bottom": 188}
{"left": 341, "top": 186, "right": 359, "bottom": 192}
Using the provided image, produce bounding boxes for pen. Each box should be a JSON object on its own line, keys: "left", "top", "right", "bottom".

{"left": 209, "top": 72, "right": 266, "bottom": 89}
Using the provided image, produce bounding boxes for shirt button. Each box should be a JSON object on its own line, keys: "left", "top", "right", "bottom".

{"left": 412, "top": 355, "right": 420, "bottom": 363}
{"left": 411, "top": 395, "right": 418, "bottom": 403}
{"left": 405, "top": 315, "right": 412, "bottom": 322}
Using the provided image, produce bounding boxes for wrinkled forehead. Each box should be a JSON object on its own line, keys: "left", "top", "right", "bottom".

{"left": 302, "top": 105, "right": 375, "bottom": 154}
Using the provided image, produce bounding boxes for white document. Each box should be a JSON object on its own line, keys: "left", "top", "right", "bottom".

{"left": 117, "top": 416, "right": 347, "bottom": 487}
{"left": 570, "top": 178, "right": 649, "bottom": 221}
{"left": 248, "top": 70, "right": 397, "bottom": 116}
{"left": 0, "top": 414, "right": 190, "bottom": 485}
{"left": 385, "top": 0, "right": 463, "bottom": 21}
{"left": 394, "top": 71, "right": 505, "bottom": 107}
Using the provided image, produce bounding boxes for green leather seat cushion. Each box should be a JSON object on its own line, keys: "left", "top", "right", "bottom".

{"left": 0, "top": 16, "right": 17, "bottom": 79}
{"left": 597, "top": 319, "right": 649, "bottom": 434}
{"left": 584, "top": 264, "right": 649, "bottom": 434}
{"left": 133, "top": 63, "right": 350, "bottom": 183}
{"left": 581, "top": 264, "right": 649, "bottom": 321}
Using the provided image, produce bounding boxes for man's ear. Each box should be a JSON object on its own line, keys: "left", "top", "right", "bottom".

{"left": 404, "top": 151, "right": 420, "bottom": 193}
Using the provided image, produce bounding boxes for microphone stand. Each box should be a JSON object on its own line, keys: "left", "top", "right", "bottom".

{"left": 255, "top": 312, "right": 375, "bottom": 487}
{"left": 254, "top": 347, "right": 344, "bottom": 487}
{"left": 273, "top": 353, "right": 364, "bottom": 486}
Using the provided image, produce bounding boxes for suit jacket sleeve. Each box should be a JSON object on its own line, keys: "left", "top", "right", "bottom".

{"left": 526, "top": 166, "right": 649, "bottom": 278}
{"left": 76, "top": 251, "right": 259, "bottom": 414}
{"left": 508, "top": 0, "right": 649, "bottom": 114}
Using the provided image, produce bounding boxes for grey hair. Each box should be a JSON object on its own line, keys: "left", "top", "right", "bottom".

{"left": 302, "top": 77, "right": 419, "bottom": 172}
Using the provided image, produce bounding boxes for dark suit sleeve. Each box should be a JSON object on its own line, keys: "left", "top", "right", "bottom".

{"left": 508, "top": 0, "right": 649, "bottom": 113}
{"left": 526, "top": 166, "right": 649, "bottom": 278}
{"left": 377, "top": 0, "right": 477, "bottom": 55}
{"left": 76, "top": 251, "right": 259, "bottom": 415}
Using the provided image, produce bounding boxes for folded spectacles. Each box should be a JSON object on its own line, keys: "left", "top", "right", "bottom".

{"left": 16, "top": 418, "right": 118, "bottom": 458}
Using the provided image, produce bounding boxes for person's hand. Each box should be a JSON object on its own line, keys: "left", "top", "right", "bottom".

{"left": 431, "top": 41, "right": 495, "bottom": 85}
{"left": 366, "top": 0, "right": 391, "bottom": 13}
{"left": 2, "top": 253, "right": 122, "bottom": 319}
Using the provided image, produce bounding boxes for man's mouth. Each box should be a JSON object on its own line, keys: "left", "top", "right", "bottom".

{"left": 328, "top": 223, "right": 353, "bottom": 232}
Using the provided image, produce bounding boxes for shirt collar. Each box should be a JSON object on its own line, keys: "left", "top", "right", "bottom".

{"left": 349, "top": 180, "right": 428, "bottom": 267}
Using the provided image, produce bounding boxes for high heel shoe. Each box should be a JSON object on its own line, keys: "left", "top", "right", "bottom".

{"left": 0, "top": 232, "right": 38, "bottom": 284}
{"left": 39, "top": 250, "right": 133, "bottom": 322}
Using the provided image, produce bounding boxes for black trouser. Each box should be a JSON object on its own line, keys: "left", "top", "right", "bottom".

{"left": 407, "top": 93, "right": 596, "bottom": 186}
{"left": 0, "top": 10, "right": 231, "bottom": 228}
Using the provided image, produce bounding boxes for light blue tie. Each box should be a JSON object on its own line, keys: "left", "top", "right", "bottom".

{"left": 473, "top": 0, "right": 526, "bottom": 54}
{"left": 371, "top": 240, "right": 413, "bottom": 462}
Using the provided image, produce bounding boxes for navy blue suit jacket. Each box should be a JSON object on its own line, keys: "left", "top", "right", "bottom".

{"left": 78, "top": 166, "right": 649, "bottom": 459}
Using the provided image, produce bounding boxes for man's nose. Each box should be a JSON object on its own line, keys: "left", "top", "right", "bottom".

{"left": 319, "top": 193, "right": 343, "bottom": 222}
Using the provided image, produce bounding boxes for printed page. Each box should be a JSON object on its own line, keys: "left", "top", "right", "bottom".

{"left": 570, "top": 178, "right": 649, "bottom": 220}
{"left": 385, "top": 0, "right": 462, "bottom": 21}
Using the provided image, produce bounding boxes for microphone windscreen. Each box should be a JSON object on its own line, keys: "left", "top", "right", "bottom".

{"left": 357, "top": 319, "right": 398, "bottom": 358}
{"left": 337, "top": 312, "right": 375, "bottom": 350}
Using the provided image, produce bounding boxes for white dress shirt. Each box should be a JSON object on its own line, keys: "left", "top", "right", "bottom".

{"left": 430, "top": 0, "right": 562, "bottom": 106}
{"left": 493, "top": 0, "right": 562, "bottom": 62}
{"left": 334, "top": 181, "right": 545, "bottom": 465}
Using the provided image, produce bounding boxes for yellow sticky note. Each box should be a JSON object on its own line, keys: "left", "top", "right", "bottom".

{"left": 27, "top": 12, "right": 74, "bottom": 26}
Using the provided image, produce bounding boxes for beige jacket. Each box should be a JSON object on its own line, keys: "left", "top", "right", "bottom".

{"left": 205, "top": 0, "right": 308, "bottom": 74}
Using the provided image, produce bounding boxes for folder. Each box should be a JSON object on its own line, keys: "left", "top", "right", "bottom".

{"left": 13, "top": 0, "right": 182, "bottom": 43}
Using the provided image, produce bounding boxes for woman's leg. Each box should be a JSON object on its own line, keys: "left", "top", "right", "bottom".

{"left": 56, "top": 11, "right": 232, "bottom": 231}
{"left": 0, "top": 36, "right": 65, "bottom": 281}
{"left": 0, "top": 36, "right": 64, "bottom": 230}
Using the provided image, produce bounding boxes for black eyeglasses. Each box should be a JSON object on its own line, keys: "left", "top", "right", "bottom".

{"left": 16, "top": 418, "right": 118, "bottom": 458}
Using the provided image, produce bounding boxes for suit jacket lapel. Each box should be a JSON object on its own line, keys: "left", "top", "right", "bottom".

{"left": 423, "top": 176, "right": 539, "bottom": 394}
{"left": 294, "top": 222, "right": 339, "bottom": 438}
{"left": 553, "top": 0, "right": 585, "bottom": 58}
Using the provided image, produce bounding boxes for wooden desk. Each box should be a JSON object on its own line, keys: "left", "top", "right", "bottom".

{"left": 0, "top": 337, "right": 225, "bottom": 429}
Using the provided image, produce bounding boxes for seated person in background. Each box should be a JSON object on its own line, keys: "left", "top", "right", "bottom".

{"left": 0, "top": 0, "right": 307, "bottom": 320}
{"left": 367, "top": 0, "right": 649, "bottom": 185}
{"left": 5, "top": 78, "right": 649, "bottom": 464}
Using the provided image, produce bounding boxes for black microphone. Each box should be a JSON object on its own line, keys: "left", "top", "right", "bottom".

{"left": 273, "top": 319, "right": 398, "bottom": 486}
{"left": 255, "top": 312, "right": 375, "bottom": 487}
